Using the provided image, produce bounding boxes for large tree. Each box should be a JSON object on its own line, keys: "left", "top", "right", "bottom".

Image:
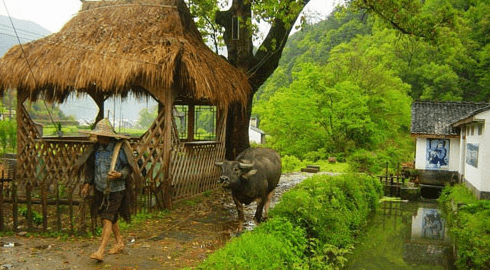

{"left": 188, "top": 0, "right": 311, "bottom": 159}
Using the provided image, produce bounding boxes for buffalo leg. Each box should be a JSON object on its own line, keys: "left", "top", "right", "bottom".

{"left": 254, "top": 198, "right": 265, "bottom": 223}
{"left": 263, "top": 191, "right": 275, "bottom": 219}
{"left": 233, "top": 195, "right": 245, "bottom": 232}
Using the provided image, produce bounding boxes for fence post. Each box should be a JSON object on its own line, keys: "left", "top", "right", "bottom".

{"left": 26, "top": 182, "right": 33, "bottom": 231}
{"left": 12, "top": 179, "right": 18, "bottom": 232}
{"left": 0, "top": 177, "right": 4, "bottom": 231}
{"left": 41, "top": 181, "right": 48, "bottom": 232}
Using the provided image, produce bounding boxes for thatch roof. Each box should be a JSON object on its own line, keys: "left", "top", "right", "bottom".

{"left": 0, "top": 0, "right": 250, "bottom": 107}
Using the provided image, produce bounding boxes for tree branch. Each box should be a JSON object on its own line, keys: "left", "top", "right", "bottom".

{"left": 249, "top": 0, "right": 311, "bottom": 90}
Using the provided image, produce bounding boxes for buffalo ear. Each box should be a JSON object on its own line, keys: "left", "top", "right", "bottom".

{"left": 215, "top": 161, "right": 223, "bottom": 167}
{"left": 242, "top": 169, "right": 258, "bottom": 179}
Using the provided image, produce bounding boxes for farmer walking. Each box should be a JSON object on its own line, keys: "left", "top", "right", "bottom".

{"left": 79, "top": 118, "right": 132, "bottom": 261}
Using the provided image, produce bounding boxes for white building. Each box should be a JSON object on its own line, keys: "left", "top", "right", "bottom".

{"left": 452, "top": 106, "right": 490, "bottom": 199}
{"left": 411, "top": 101, "right": 490, "bottom": 199}
{"left": 249, "top": 117, "right": 265, "bottom": 144}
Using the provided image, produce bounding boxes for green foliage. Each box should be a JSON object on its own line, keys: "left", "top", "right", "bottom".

{"left": 281, "top": 155, "right": 349, "bottom": 174}
{"left": 347, "top": 143, "right": 412, "bottom": 174}
{"left": 118, "top": 210, "right": 169, "bottom": 231}
{"left": 18, "top": 206, "right": 43, "bottom": 226}
{"left": 271, "top": 174, "right": 383, "bottom": 248}
{"left": 0, "top": 120, "right": 17, "bottom": 153}
{"left": 138, "top": 105, "right": 158, "bottom": 129}
{"left": 198, "top": 217, "right": 307, "bottom": 269}
{"left": 307, "top": 240, "right": 353, "bottom": 270}
{"left": 196, "top": 173, "right": 382, "bottom": 269}
{"left": 281, "top": 155, "right": 301, "bottom": 173}
{"left": 438, "top": 185, "right": 490, "bottom": 269}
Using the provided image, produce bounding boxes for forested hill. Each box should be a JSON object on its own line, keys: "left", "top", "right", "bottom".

{"left": 252, "top": 0, "right": 490, "bottom": 166}
{"left": 0, "top": 15, "right": 51, "bottom": 56}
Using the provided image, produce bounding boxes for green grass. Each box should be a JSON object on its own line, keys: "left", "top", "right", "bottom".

{"left": 281, "top": 154, "right": 349, "bottom": 173}
{"left": 42, "top": 125, "right": 147, "bottom": 137}
{"left": 195, "top": 173, "right": 383, "bottom": 270}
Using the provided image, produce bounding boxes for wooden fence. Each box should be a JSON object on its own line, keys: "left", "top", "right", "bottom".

{"left": 0, "top": 106, "right": 225, "bottom": 234}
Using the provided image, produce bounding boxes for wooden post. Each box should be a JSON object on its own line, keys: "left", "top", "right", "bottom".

{"left": 26, "top": 182, "right": 33, "bottom": 231}
{"left": 69, "top": 189, "right": 74, "bottom": 233}
{"left": 56, "top": 183, "right": 61, "bottom": 231}
{"left": 12, "top": 179, "right": 18, "bottom": 232}
{"left": 41, "top": 181, "right": 48, "bottom": 232}
{"left": 14, "top": 90, "right": 27, "bottom": 232}
{"left": 0, "top": 175, "right": 4, "bottom": 231}
{"left": 385, "top": 162, "right": 389, "bottom": 178}
{"left": 161, "top": 88, "right": 174, "bottom": 209}
{"left": 89, "top": 92, "right": 106, "bottom": 124}
{"left": 188, "top": 105, "right": 195, "bottom": 141}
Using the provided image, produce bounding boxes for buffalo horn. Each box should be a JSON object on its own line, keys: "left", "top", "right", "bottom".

{"left": 239, "top": 162, "right": 254, "bottom": 169}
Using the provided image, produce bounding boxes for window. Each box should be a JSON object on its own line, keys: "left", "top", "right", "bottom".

{"left": 471, "top": 126, "right": 474, "bottom": 136}
{"left": 174, "top": 105, "right": 217, "bottom": 141}
{"left": 478, "top": 124, "right": 483, "bottom": 136}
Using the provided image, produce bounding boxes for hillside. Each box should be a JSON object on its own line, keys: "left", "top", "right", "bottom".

{"left": 0, "top": 15, "right": 51, "bottom": 56}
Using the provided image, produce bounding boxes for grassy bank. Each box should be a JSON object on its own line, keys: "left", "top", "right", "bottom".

{"left": 439, "top": 185, "right": 490, "bottom": 270}
{"left": 194, "top": 173, "right": 383, "bottom": 269}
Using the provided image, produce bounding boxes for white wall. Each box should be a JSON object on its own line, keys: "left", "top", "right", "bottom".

{"left": 249, "top": 126, "right": 263, "bottom": 144}
{"left": 463, "top": 110, "right": 490, "bottom": 193}
{"left": 415, "top": 138, "right": 426, "bottom": 170}
{"left": 415, "top": 137, "right": 460, "bottom": 172}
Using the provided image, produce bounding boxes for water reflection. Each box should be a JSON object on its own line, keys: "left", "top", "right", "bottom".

{"left": 344, "top": 200, "right": 454, "bottom": 270}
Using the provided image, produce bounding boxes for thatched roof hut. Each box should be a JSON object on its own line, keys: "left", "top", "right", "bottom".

{"left": 0, "top": 0, "right": 252, "bottom": 219}
{"left": 0, "top": 0, "right": 250, "bottom": 106}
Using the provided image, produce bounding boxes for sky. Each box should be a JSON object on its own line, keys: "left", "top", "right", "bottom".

{"left": 0, "top": 0, "right": 335, "bottom": 121}
{"left": 0, "top": 0, "right": 335, "bottom": 33}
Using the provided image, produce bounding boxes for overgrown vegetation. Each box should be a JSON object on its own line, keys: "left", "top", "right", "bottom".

{"left": 253, "top": 0, "right": 490, "bottom": 173}
{"left": 0, "top": 120, "right": 16, "bottom": 154}
{"left": 439, "top": 185, "right": 490, "bottom": 270}
{"left": 196, "top": 173, "right": 383, "bottom": 269}
{"left": 281, "top": 155, "right": 349, "bottom": 174}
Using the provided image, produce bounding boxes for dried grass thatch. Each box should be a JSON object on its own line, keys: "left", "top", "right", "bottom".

{"left": 0, "top": 0, "right": 250, "bottom": 106}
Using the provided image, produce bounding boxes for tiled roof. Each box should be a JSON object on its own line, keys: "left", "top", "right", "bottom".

{"left": 411, "top": 101, "right": 489, "bottom": 136}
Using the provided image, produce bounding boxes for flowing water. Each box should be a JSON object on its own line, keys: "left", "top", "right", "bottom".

{"left": 344, "top": 199, "right": 455, "bottom": 270}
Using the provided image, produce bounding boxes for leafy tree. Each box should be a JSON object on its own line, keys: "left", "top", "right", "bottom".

{"left": 138, "top": 106, "right": 158, "bottom": 129}
{"left": 188, "top": 0, "right": 315, "bottom": 159}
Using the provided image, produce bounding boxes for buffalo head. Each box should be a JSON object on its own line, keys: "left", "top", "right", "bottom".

{"left": 214, "top": 160, "right": 257, "bottom": 188}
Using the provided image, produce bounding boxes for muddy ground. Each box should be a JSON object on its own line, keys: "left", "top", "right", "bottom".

{"left": 0, "top": 172, "right": 332, "bottom": 270}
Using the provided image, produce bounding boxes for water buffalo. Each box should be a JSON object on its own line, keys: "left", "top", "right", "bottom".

{"left": 215, "top": 147, "right": 281, "bottom": 231}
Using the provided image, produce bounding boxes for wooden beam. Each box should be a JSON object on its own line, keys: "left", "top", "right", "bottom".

{"left": 452, "top": 116, "right": 485, "bottom": 127}
{"left": 162, "top": 87, "right": 174, "bottom": 209}
{"left": 188, "top": 105, "right": 195, "bottom": 141}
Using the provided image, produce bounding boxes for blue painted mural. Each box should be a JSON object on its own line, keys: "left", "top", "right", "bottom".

{"left": 426, "top": 139, "right": 449, "bottom": 170}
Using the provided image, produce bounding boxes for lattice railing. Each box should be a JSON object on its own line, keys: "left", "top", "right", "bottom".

{"left": 2, "top": 103, "right": 227, "bottom": 233}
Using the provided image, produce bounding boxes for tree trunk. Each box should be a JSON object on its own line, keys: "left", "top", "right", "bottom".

{"left": 216, "top": 0, "right": 309, "bottom": 159}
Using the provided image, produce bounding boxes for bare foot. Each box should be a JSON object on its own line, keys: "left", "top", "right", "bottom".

{"left": 108, "top": 243, "right": 124, "bottom": 254}
{"left": 90, "top": 251, "right": 104, "bottom": 261}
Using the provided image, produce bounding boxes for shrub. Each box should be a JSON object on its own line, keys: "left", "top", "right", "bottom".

{"left": 271, "top": 173, "right": 382, "bottom": 248}
{"left": 198, "top": 217, "right": 306, "bottom": 269}
{"left": 347, "top": 149, "right": 380, "bottom": 173}
{"left": 281, "top": 155, "right": 302, "bottom": 173}
{"left": 196, "top": 173, "right": 382, "bottom": 270}
{"left": 438, "top": 185, "right": 490, "bottom": 270}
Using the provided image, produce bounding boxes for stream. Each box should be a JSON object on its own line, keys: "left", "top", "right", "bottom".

{"left": 344, "top": 199, "right": 455, "bottom": 270}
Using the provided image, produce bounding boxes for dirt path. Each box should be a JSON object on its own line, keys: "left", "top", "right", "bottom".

{"left": 0, "top": 172, "right": 332, "bottom": 270}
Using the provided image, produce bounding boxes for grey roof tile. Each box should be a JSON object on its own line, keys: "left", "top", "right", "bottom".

{"left": 411, "top": 101, "right": 489, "bottom": 136}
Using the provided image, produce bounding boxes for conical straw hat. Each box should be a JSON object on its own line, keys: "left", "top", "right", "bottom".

{"left": 81, "top": 118, "right": 129, "bottom": 139}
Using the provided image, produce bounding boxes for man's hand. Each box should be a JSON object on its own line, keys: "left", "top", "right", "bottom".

{"left": 81, "top": 183, "right": 90, "bottom": 198}
{"left": 107, "top": 170, "right": 122, "bottom": 180}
